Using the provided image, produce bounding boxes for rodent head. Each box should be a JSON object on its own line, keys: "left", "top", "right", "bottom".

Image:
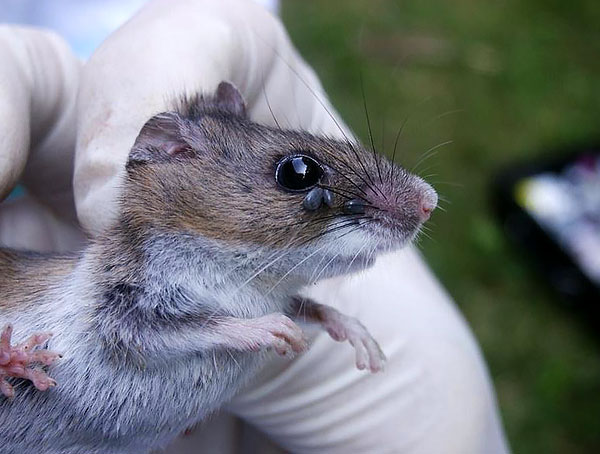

{"left": 121, "top": 82, "right": 437, "bottom": 280}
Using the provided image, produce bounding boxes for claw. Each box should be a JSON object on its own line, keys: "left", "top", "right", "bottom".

{"left": 243, "top": 314, "right": 307, "bottom": 357}
{"left": 0, "top": 324, "right": 61, "bottom": 398}
{"left": 318, "top": 306, "right": 386, "bottom": 373}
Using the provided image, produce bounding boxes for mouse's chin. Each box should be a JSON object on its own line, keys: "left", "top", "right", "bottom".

{"left": 302, "top": 237, "right": 410, "bottom": 282}
{"left": 332, "top": 251, "right": 376, "bottom": 275}
{"left": 361, "top": 223, "right": 427, "bottom": 260}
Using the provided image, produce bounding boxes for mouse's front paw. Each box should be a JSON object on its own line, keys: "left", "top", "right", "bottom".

{"left": 319, "top": 307, "right": 386, "bottom": 373}
{"left": 250, "top": 314, "right": 308, "bottom": 356}
{"left": 0, "top": 324, "right": 61, "bottom": 398}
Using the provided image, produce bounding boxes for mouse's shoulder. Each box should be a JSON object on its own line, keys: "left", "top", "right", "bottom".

{"left": 0, "top": 249, "right": 76, "bottom": 310}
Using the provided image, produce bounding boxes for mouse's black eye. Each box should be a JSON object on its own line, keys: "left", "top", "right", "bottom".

{"left": 275, "top": 155, "right": 324, "bottom": 192}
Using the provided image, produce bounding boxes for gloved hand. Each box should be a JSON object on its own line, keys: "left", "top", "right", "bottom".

{"left": 0, "top": 1, "right": 510, "bottom": 453}
{"left": 0, "top": 25, "right": 84, "bottom": 252}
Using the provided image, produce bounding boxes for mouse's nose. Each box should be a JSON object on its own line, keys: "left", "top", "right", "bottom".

{"left": 418, "top": 190, "right": 438, "bottom": 222}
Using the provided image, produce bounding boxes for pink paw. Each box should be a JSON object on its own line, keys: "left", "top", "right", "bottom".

{"left": 320, "top": 308, "right": 386, "bottom": 373}
{"left": 0, "top": 324, "right": 61, "bottom": 398}
{"left": 247, "top": 313, "right": 308, "bottom": 357}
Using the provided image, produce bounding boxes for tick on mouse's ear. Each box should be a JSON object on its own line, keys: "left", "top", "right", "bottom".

{"left": 215, "top": 81, "right": 247, "bottom": 118}
{"left": 127, "top": 112, "right": 194, "bottom": 168}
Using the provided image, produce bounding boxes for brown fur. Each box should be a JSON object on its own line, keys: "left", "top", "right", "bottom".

{"left": 0, "top": 249, "right": 76, "bottom": 310}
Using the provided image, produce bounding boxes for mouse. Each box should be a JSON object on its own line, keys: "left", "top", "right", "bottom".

{"left": 0, "top": 81, "right": 437, "bottom": 454}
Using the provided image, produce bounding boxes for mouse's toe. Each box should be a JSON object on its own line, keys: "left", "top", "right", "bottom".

{"left": 0, "top": 324, "right": 61, "bottom": 397}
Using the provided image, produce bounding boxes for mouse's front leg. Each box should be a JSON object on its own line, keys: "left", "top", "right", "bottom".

{"left": 210, "top": 314, "right": 308, "bottom": 356}
{"left": 119, "top": 313, "right": 309, "bottom": 360}
{"left": 290, "top": 297, "right": 386, "bottom": 373}
{"left": 0, "top": 324, "right": 61, "bottom": 398}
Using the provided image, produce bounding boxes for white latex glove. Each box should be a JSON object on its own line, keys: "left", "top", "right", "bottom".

{"left": 0, "top": 1, "right": 510, "bottom": 453}
{"left": 0, "top": 25, "right": 85, "bottom": 252}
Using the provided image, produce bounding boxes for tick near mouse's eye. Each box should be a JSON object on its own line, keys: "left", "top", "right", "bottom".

{"left": 275, "top": 155, "right": 324, "bottom": 192}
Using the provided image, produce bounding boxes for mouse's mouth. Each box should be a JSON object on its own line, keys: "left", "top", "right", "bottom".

{"left": 345, "top": 196, "right": 430, "bottom": 236}
{"left": 316, "top": 205, "right": 429, "bottom": 265}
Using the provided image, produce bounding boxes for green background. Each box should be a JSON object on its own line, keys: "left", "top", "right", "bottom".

{"left": 282, "top": 1, "right": 600, "bottom": 453}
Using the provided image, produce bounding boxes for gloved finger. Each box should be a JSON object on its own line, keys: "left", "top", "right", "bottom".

{"left": 0, "top": 26, "right": 80, "bottom": 223}
{"left": 75, "top": 0, "right": 352, "bottom": 236}
{"left": 0, "top": 195, "right": 85, "bottom": 253}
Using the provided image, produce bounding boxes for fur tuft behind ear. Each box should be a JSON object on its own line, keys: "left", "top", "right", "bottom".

{"left": 215, "top": 81, "right": 246, "bottom": 117}
{"left": 127, "top": 112, "right": 194, "bottom": 167}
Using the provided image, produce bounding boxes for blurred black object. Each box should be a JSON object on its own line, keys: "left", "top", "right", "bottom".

{"left": 493, "top": 144, "right": 600, "bottom": 312}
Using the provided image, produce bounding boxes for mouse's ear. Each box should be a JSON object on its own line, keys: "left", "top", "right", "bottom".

{"left": 127, "top": 112, "right": 194, "bottom": 168}
{"left": 215, "top": 81, "right": 246, "bottom": 117}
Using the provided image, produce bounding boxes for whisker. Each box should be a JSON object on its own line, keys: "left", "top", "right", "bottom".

{"left": 251, "top": 31, "right": 393, "bottom": 207}
{"left": 226, "top": 350, "right": 242, "bottom": 372}
{"left": 314, "top": 184, "right": 356, "bottom": 201}
{"left": 359, "top": 73, "right": 384, "bottom": 188}
{"left": 389, "top": 116, "right": 409, "bottom": 183}
{"left": 233, "top": 215, "right": 371, "bottom": 294}
{"left": 310, "top": 251, "right": 342, "bottom": 285}
{"left": 429, "top": 180, "right": 464, "bottom": 188}
{"left": 380, "top": 116, "right": 386, "bottom": 169}
{"left": 316, "top": 154, "right": 370, "bottom": 197}
{"left": 264, "top": 221, "right": 368, "bottom": 296}
{"left": 292, "top": 218, "right": 372, "bottom": 249}
{"left": 252, "top": 30, "right": 389, "bottom": 203}
{"left": 307, "top": 250, "right": 331, "bottom": 285}
{"left": 319, "top": 146, "right": 381, "bottom": 197}
{"left": 294, "top": 297, "right": 308, "bottom": 322}
{"left": 283, "top": 212, "right": 361, "bottom": 229}
{"left": 262, "top": 82, "right": 281, "bottom": 130}
{"left": 347, "top": 141, "right": 386, "bottom": 199}
{"left": 232, "top": 232, "right": 304, "bottom": 294}
{"left": 411, "top": 140, "right": 453, "bottom": 173}
{"left": 316, "top": 184, "right": 374, "bottom": 205}
{"left": 311, "top": 220, "right": 380, "bottom": 286}
{"left": 343, "top": 239, "right": 370, "bottom": 275}
{"left": 417, "top": 228, "right": 434, "bottom": 243}
{"left": 264, "top": 244, "right": 330, "bottom": 296}
{"left": 416, "top": 163, "right": 442, "bottom": 178}
{"left": 252, "top": 31, "right": 355, "bottom": 148}
{"left": 363, "top": 233, "right": 380, "bottom": 269}
{"left": 422, "top": 109, "right": 464, "bottom": 127}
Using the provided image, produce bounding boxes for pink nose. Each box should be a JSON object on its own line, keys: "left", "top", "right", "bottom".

{"left": 419, "top": 196, "right": 437, "bottom": 222}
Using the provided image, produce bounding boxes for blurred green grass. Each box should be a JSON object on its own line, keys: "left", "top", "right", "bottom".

{"left": 281, "top": 1, "right": 600, "bottom": 453}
